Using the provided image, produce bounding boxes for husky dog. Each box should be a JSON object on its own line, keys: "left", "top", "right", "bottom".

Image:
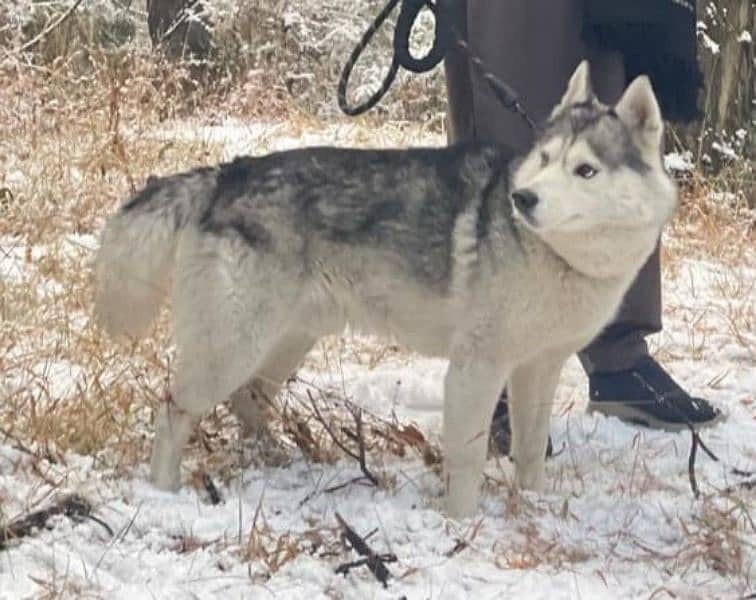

{"left": 94, "top": 62, "right": 677, "bottom": 518}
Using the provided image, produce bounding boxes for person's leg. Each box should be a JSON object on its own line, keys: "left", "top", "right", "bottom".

{"left": 444, "top": 0, "right": 474, "bottom": 144}
{"left": 446, "top": 0, "right": 595, "bottom": 151}
{"left": 579, "top": 246, "right": 661, "bottom": 375}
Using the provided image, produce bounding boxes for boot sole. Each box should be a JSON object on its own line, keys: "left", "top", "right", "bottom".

{"left": 586, "top": 401, "right": 725, "bottom": 432}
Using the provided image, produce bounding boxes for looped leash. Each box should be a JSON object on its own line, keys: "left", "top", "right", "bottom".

{"left": 393, "top": 0, "right": 453, "bottom": 74}
{"left": 337, "top": 0, "right": 402, "bottom": 116}
{"left": 338, "top": 0, "right": 537, "bottom": 133}
{"left": 338, "top": 0, "right": 452, "bottom": 116}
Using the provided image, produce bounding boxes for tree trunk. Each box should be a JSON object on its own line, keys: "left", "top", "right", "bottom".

{"left": 146, "top": 0, "right": 212, "bottom": 61}
{"left": 696, "top": 0, "right": 754, "bottom": 162}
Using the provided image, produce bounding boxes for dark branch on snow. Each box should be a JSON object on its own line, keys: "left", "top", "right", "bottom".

{"left": 0, "top": 494, "right": 113, "bottom": 549}
{"left": 334, "top": 512, "right": 396, "bottom": 588}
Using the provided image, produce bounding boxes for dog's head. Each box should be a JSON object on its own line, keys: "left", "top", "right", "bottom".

{"left": 511, "top": 61, "right": 678, "bottom": 278}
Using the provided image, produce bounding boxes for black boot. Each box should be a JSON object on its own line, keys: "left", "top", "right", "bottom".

{"left": 587, "top": 356, "right": 723, "bottom": 430}
{"left": 489, "top": 390, "right": 554, "bottom": 457}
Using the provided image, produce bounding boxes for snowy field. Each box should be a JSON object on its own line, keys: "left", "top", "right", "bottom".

{"left": 1, "top": 120, "right": 754, "bottom": 599}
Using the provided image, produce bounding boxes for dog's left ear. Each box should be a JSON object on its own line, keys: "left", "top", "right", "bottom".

{"left": 551, "top": 60, "right": 594, "bottom": 117}
{"left": 615, "top": 75, "right": 664, "bottom": 151}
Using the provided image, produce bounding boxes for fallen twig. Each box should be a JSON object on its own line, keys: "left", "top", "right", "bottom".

{"left": 688, "top": 426, "right": 701, "bottom": 498}
{"left": 203, "top": 473, "right": 223, "bottom": 505}
{"left": 444, "top": 539, "right": 468, "bottom": 558}
{"left": 323, "top": 476, "right": 377, "bottom": 495}
{"left": 191, "top": 469, "right": 223, "bottom": 505}
{"left": 0, "top": 494, "right": 112, "bottom": 549}
{"left": 724, "top": 478, "right": 756, "bottom": 495}
{"left": 334, "top": 512, "right": 396, "bottom": 588}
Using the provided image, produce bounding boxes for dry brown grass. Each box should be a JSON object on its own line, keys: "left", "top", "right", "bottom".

{"left": 494, "top": 521, "right": 595, "bottom": 571}
{"left": 0, "top": 55, "right": 225, "bottom": 475}
{"left": 663, "top": 171, "right": 755, "bottom": 273}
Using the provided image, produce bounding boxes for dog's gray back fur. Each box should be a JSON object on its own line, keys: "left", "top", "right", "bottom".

{"left": 126, "top": 144, "right": 515, "bottom": 293}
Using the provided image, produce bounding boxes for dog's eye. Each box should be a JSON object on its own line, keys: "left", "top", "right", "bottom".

{"left": 540, "top": 152, "right": 549, "bottom": 167}
{"left": 574, "top": 163, "right": 598, "bottom": 179}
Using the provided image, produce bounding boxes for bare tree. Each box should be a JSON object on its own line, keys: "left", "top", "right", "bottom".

{"left": 146, "top": 0, "right": 211, "bottom": 61}
{"left": 696, "top": 0, "right": 754, "bottom": 160}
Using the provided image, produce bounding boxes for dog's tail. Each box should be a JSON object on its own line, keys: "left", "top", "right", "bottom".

{"left": 94, "top": 168, "right": 217, "bottom": 337}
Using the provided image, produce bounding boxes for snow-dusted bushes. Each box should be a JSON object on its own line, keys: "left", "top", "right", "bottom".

{"left": 2, "top": 0, "right": 140, "bottom": 65}
{"left": 2, "top": 0, "right": 446, "bottom": 122}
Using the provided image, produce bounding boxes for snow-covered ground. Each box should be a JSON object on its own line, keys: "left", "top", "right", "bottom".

{"left": 1, "top": 121, "right": 754, "bottom": 599}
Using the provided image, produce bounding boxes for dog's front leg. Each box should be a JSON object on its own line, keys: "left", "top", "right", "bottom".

{"left": 443, "top": 357, "right": 508, "bottom": 519}
{"left": 508, "top": 353, "right": 566, "bottom": 492}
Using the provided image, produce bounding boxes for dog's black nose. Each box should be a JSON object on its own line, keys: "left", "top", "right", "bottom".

{"left": 512, "top": 189, "right": 539, "bottom": 214}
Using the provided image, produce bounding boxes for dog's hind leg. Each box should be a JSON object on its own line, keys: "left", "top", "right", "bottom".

{"left": 507, "top": 352, "right": 567, "bottom": 492}
{"left": 443, "top": 354, "right": 508, "bottom": 519}
{"left": 150, "top": 237, "right": 297, "bottom": 490}
{"left": 150, "top": 305, "right": 293, "bottom": 490}
{"left": 229, "top": 332, "right": 317, "bottom": 439}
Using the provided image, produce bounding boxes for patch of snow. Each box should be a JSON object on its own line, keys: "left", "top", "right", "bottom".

{"left": 699, "top": 31, "right": 720, "bottom": 55}
{"left": 709, "top": 191, "right": 738, "bottom": 205}
{"left": 4, "top": 169, "right": 27, "bottom": 189}
{"left": 0, "top": 238, "right": 29, "bottom": 284}
{"left": 711, "top": 140, "right": 739, "bottom": 160}
{"left": 664, "top": 151, "right": 694, "bottom": 172}
{"left": 148, "top": 119, "right": 446, "bottom": 161}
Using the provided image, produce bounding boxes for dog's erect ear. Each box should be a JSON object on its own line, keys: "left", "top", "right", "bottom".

{"left": 551, "top": 60, "right": 593, "bottom": 117}
{"left": 615, "top": 75, "right": 664, "bottom": 151}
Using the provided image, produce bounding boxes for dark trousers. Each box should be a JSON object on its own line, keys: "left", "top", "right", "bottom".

{"left": 444, "top": 0, "right": 662, "bottom": 373}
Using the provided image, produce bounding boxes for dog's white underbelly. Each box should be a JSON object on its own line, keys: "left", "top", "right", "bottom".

{"left": 309, "top": 275, "right": 456, "bottom": 357}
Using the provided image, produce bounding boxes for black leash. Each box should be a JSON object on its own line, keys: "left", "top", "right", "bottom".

{"left": 338, "top": 0, "right": 537, "bottom": 132}
{"left": 337, "top": 0, "right": 402, "bottom": 117}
